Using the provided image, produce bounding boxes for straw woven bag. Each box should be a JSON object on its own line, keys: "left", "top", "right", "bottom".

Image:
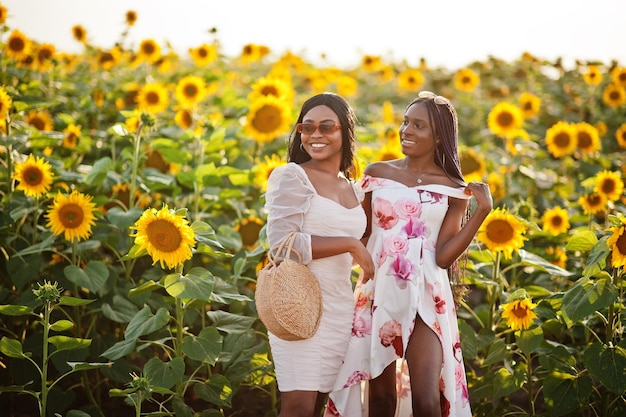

{"left": 255, "top": 232, "right": 323, "bottom": 341}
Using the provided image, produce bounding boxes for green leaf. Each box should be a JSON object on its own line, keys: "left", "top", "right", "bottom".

{"left": 59, "top": 296, "right": 95, "bottom": 307}
{"left": 483, "top": 339, "right": 508, "bottom": 366}
{"left": 182, "top": 327, "right": 223, "bottom": 364}
{"left": 583, "top": 237, "right": 610, "bottom": 278}
{"left": 101, "top": 295, "right": 139, "bottom": 323}
{"left": 543, "top": 371, "right": 592, "bottom": 416}
{"left": 64, "top": 261, "right": 110, "bottom": 293}
{"left": 124, "top": 306, "right": 170, "bottom": 340}
{"left": 0, "top": 337, "right": 29, "bottom": 359}
{"left": 67, "top": 362, "right": 112, "bottom": 371}
{"left": 519, "top": 249, "right": 574, "bottom": 276}
{"left": 128, "top": 280, "right": 162, "bottom": 298}
{"left": 193, "top": 374, "right": 233, "bottom": 407}
{"left": 48, "top": 336, "right": 91, "bottom": 352}
{"left": 516, "top": 326, "right": 544, "bottom": 355}
{"left": 583, "top": 342, "right": 626, "bottom": 394}
{"left": 562, "top": 276, "right": 617, "bottom": 323}
{"left": 493, "top": 367, "right": 524, "bottom": 398}
{"left": 565, "top": 230, "right": 598, "bottom": 251}
{"left": 106, "top": 206, "right": 143, "bottom": 231}
{"left": 50, "top": 320, "right": 74, "bottom": 332}
{"left": 100, "top": 339, "right": 136, "bottom": 361}
{"left": 210, "top": 277, "right": 252, "bottom": 304}
{"left": 163, "top": 267, "right": 215, "bottom": 300}
{"left": 0, "top": 305, "right": 34, "bottom": 316}
{"left": 13, "top": 233, "right": 56, "bottom": 257}
{"left": 144, "top": 357, "right": 185, "bottom": 389}
{"left": 206, "top": 310, "right": 257, "bottom": 334}
{"left": 84, "top": 157, "right": 113, "bottom": 186}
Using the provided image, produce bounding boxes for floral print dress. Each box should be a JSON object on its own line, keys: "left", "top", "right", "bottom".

{"left": 326, "top": 175, "right": 472, "bottom": 417}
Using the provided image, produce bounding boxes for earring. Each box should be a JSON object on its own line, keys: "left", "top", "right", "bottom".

{"left": 300, "top": 143, "right": 306, "bottom": 153}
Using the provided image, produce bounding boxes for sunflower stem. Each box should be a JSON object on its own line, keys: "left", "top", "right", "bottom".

{"left": 174, "top": 265, "right": 185, "bottom": 396}
{"left": 40, "top": 300, "right": 52, "bottom": 417}
{"left": 488, "top": 251, "right": 502, "bottom": 330}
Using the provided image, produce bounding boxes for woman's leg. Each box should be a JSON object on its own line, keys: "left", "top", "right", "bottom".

{"left": 279, "top": 390, "right": 319, "bottom": 417}
{"left": 405, "top": 315, "right": 443, "bottom": 417}
{"left": 368, "top": 360, "right": 397, "bottom": 417}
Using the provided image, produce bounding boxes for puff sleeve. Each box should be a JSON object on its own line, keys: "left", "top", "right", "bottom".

{"left": 264, "top": 163, "right": 315, "bottom": 264}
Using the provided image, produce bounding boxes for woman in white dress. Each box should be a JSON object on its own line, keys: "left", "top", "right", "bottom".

{"left": 326, "top": 92, "right": 493, "bottom": 417}
{"left": 264, "top": 92, "right": 375, "bottom": 417}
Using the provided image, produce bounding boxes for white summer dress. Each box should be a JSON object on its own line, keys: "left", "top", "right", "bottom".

{"left": 326, "top": 175, "right": 472, "bottom": 417}
{"left": 264, "top": 162, "right": 366, "bottom": 393}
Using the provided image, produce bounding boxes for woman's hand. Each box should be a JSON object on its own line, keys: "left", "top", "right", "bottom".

{"left": 351, "top": 239, "right": 375, "bottom": 283}
{"left": 464, "top": 181, "right": 493, "bottom": 214}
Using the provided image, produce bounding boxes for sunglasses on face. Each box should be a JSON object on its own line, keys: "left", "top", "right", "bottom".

{"left": 296, "top": 122, "right": 342, "bottom": 135}
{"left": 418, "top": 90, "right": 449, "bottom": 106}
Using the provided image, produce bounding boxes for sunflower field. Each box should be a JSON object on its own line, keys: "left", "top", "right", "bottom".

{"left": 1, "top": 5, "right": 626, "bottom": 417}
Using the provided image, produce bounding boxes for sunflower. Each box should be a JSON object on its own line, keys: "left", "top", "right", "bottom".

{"left": 125, "top": 10, "right": 138, "bottom": 26}
{"left": 546, "top": 246, "right": 568, "bottom": 269}
{"left": 137, "top": 39, "right": 161, "bottom": 63}
{"left": 487, "top": 102, "right": 524, "bottom": 139}
{"left": 235, "top": 216, "right": 265, "bottom": 249}
{"left": 12, "top": 154, "right": 54, "bottom": 197}
{"left": 0, "top": 87, "right": 12, "bottom": 120}
{"left": 5, "top": 29, "right": 32, "bottom": 61}
{"left": 25, "top": 109, "right": 54, "bottom": 131}
{"left": 240, "top": 43, "right": 262, "bottom": 63}
{"left": 541, "top": 206, "right": 570, "bottom": 236}
{"left": 501, "top": 298, "right": 537, "bottom": 331}
{"left": 0, "top": 4, "right": 7, "bottom": 24}
{"left": 477, "top": 207, "right": 527, "bottom": 259}
{"left": 594, "top": 170, "right": 624, "bottom": 202}
{"left": 248, "top": 76, "right": 293, "bottom": 102}
{"left": 578, "top": 191, "right": 607, "bottom": 215}
{"left": 137, "top": 82, "right": 169, "bottom": 114}
{"left": 96, "top": 47, "right": 122, "bottom": 70}
{"left": 397, "top": 69, "right": 424, "bottom": 93}
{"left": 582, "top": 65, "right": 603, "bottom": 86}
{"left": 595, "top": 121, "right": 608, "bottom": 137}
{"left": 255, "top": 154, "right": 286, "bottom": 191}
{"left": 34, "top": 43, "right": 56, "bottom": 72}
{"left": 574, "top": 122, "right": 601, "bottom": 155}
{"left": 513, "top": 197, "right": 539, "bottom": 221}
{"left": 602, "top": 83, "right": 626, "bottom": 108}
{"left": 545, "top": 121, "right": 576, "bottom": 158}
{"left": 115, "top": 82, "right": 140, "bottom": 110}
{"left": 612, "top": 67, "right": 626, "bottom": 88}
{"left": 486, "top": 171, "right": 506, "bottom": 202}
{"left": 607, "top": 216, "right": 626, "bottom": 268}
{"left": 63, "top": 124, "right": 81, "bottom": 149}
{"left": 175, "top": 75, "right": 206, "bottom": 109}
{"left": 453, "top": 68, "right": 480, "bottom": 92}
{"left": 46, "top": 191, "right": 97, "bottom": 242}
{"left": 174, "top": 108, "right": 193, "bottom": 130}
{"left": 360, "top": 55, "right": 382, "bottom": 72}
{"left": 615, "top": 123, "right": 626, "bottom": 148}
{"left": 337, "top": 75, "right": 358, "bottom": 97}
{"left": 130, "top": 205, "right": 196, "bottom": 270}
{"left": 189, "top": 43, "right": 218, "bottom": 67}
{"left": 460, "top": 147, "right": 486, "bottom": 183}
{"left": 71, "top": 25, "right": 88, "bottom": 44}
{"left": 244, "top": 96, "right": 291, "bottom": 144}
{"left": 519, "top": 92, "right": 541, "bottom": 119}
{"left": 377, "top": 65, "right": 395, "bottom": 83}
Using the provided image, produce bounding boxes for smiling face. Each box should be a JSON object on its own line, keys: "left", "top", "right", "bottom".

{"left": 399, "top": 102, "right": 437, "bottom": 158}
{"left": 300, "top": 104, "right": 344, "bottom": 163}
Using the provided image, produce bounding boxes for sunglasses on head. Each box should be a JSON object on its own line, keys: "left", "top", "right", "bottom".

{"left": 296, "top": 122, "right": 342, "bottom": 135}
{"left": 418, "top": 91, "right": 449, "bottom": 106}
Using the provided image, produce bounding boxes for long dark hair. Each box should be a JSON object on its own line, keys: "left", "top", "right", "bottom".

{"left": 287, "top": 92, "right": 357, "bottom": 179}
{"left": 406, "top": 94, "right": 466, "bottom": 186}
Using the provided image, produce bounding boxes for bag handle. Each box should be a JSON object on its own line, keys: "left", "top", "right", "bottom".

{"left": 268, "top": 231, "right": 303, "bottom": 265}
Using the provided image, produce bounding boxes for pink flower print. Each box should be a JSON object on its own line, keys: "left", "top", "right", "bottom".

{"left": 453, "top": 340, "right": 463, "bottom": 363}
{"left": 325, "top": 398, "right": 339, "bottom": 416}
{"left": 352, "top": 305, "right": 372, "bottom": 337}
{"left": 359, "top": 176, "right": 370, "bottom": 192}
{"left": 418, "top": 190, "right": 445, "bottom": 204}
{"left": 383, "top": 234, "right": 409, "bottom": 257}
{"left": 379, "top": 319, "right": 403, "bottom": 357}
{"left": 344, "top": 370, "right": 369, "bottom": 388}
{"left": 440, "top": 376, "right": 451, "bottom": 417}
{"left": 372, "top": 197, "right": 399, "bottom": 230}
{"left": 376, "top": 248, "right": 387, "bottom": 268}
{"left": 396, "top": 360, "right": 411, "bottom": 399}
{"left": 429, "top": 281, "right": 447, "bottom": 314}
{"left": 389, "top": 254, "right": 415, "bottom": 289}
{"left": 394, "top": 197, "right": 422, "bottom": 219}
{"left": 404, "top": 216, "right": 428, "bottom": 239}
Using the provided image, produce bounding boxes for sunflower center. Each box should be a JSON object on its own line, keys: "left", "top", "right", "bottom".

{"left": 142, "top": 43, "right": 155, "bottom": 54}
{"left": 58, "top": 204, "right": 85, "bottom": 229}
{"left": 147, "top": 219, "right": 183, "bottom": 252}
{"left": 617, "top": 231, "right": 626, "bottom": 256}
{"left": 184, "top": 84, "right": 198, "bottom": 98}
{"left": 600, "top": 179, "right": 616, "bottom": 194}
{"left": 577, "top": 132, "right": 591, "bottom": 149}
{"left": 24, "top": 167, "right": 44, "bottom": 185}
{"left": 198, "top": 48, "right": 208, "bottom": 58}
{"left": 553, "top": 132, "right": 571, "bottom": 148}
{"left": 486, "top": 219, "right": 514, "bottom": 243}
{"left": 512, "top": 304, "right": 529, "bottom": 318}
{"left": 497, "top": 112, "right": 513, "bottom": 128}
{"left": 261, "top": 86, "right": 279, "bottom": 96}
{"left": 9, "top": 38, "right": 25, "bottom": 52}
{"left": 30, "top": 117, "right": 45, "bottom": 130}
{"left": 146, "top": 91, "right": 160, "bottom": 105}
{"left": 252, "top": 105, "right": 281, "bottom": 133}
{"left": 550, "top": 216, "right": 563, "bottom": 226}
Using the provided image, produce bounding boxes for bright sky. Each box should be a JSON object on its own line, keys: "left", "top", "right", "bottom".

{"left": 3, "top": 0, "right": 625, "bottom": 69}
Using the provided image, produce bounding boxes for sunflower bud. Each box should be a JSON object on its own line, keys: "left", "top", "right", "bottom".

{"left": 33, "top": 280, "right": 62, "bottom": 303}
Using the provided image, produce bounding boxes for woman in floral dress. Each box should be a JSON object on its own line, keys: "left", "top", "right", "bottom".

{"left": 327, "top": 92, "right": 492, "bottom": 417}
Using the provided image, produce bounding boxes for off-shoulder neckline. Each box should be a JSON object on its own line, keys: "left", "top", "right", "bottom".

{"left": 289, "top": 163, "right": 362, "bottom": 210}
